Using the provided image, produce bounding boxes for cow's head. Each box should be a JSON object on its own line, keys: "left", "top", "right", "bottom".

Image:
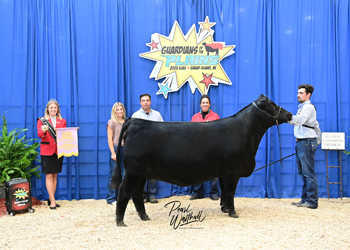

{"left": 253, "top": 94, "right": 292, "bottom": 124}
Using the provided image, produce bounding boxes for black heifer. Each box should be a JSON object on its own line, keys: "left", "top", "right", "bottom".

{"left": 111, "top": 95, "right": 292, "bottom": 226}
{"left": 202, "top": 42, "right": 220, "bottom": 55}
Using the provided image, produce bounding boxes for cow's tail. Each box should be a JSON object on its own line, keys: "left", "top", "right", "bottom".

{"left": 110, "top": 117, "right": 133, "bottom": 190}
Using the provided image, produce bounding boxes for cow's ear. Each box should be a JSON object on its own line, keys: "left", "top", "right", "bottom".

{"left": 258, "top": 96, "right": 268, "bottom": 108}
{"left": 256, "top": 94, "right": 267, "bottom": 108}
{"left": 256, "top": 94, "right": 264, "bottom": 104}
{"left": 259, "top": 95, "right": 267, "bottom": 103}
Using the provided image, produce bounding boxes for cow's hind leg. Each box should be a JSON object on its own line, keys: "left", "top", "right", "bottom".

{"left": 223, "top": 173, "right": 240, "bottom": 218}
{"left": 115, "top": 175, "right": 138, "bottom": 226}
{"left": 131, "top": 178, "right": 150, "bottom": 221}
{"left": 116, "top": 183, "right": 130, "bottom": 226}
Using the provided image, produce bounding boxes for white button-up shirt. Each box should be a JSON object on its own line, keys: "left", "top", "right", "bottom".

{"left": 132, "top": 108, "right": 164, "bottom": 122}
{"left": 289, "top": 100, "right": 321, "bottom": 145}
{"left": 50, "top": 116, "right": 57, "bottom": 128}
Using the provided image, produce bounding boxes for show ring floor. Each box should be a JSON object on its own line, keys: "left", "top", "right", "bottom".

{"left": 1, "top": 196, "right": 349, "bottom": 249}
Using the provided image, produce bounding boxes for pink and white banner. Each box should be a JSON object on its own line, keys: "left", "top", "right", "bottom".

{"left": 56, "top": 127, "right": 79, "bottom": 158}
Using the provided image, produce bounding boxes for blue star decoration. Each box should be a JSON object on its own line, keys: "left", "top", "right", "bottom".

{"left": 157, "top": 83, "right": 172, "bottom": 98}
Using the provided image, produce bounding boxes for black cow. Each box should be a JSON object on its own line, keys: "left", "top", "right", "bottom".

{"left": 111, "top": 95, "right": 292, "bottom": 226}
{"left": 202, "top": 42, "right": 223, "bottom": 55}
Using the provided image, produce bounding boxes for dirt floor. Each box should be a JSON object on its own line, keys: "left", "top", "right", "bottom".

{"left": 0, "top": 196, "right": 349, "bottom": 249}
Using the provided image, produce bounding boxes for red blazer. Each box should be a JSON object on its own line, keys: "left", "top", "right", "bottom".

{"left": 37, "top": 117, "right": 67, "bottom": 156}
{"left": 191, "top": 110, "right": 220, "bottom": 122}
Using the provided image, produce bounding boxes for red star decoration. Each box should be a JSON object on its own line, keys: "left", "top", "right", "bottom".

{"left": 200, "top": 73, "right": 215, "bottom": 89}
{"left": 147, "top": 40, "right": 159, "bottom": 50}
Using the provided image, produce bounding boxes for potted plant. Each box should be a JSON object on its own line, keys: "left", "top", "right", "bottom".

{"left": 0, "top": 114, "right": 41, "bottom": 198}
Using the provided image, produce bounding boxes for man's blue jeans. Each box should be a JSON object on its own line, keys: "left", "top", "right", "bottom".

{"left": 144, "top": 179, "right": 157, "bottom": 199}
{"left": 295, "top": 138, "right": 318, "bottom": 208}
{"left": 106, "top": 146, "right": 125, "bottom": 204}
{"left": 193, "top": 178, "right": 220, "bottom": 198}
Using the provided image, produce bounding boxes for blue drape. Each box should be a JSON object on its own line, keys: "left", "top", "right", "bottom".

{"left": 0, "top": 0, "right": 349, "bottom": 201}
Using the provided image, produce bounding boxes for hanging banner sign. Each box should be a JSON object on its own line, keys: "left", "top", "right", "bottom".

{"left": 140, "top": 16, "right": 236, "bottom": 98}
{"left": 56, "top": 127, "right": 79, "bottom": 158}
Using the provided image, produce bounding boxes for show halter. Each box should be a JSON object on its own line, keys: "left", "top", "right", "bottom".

{"left": 252, "top": 101, "right": 295, "bottom": 170}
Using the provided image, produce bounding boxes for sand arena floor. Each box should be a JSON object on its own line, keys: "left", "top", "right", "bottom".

{"left": 1, "top": 196, "right": 349, "bottom": 249}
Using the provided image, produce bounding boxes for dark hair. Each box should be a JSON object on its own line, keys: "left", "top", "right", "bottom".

{"left": 140, "top": 93, "right": 151, "bottom": 101}
{"left": 200, "top": 95, "right": 211, "bottom": 104}
{"left": 298, "top": 84, "right": 314, "bottom": 96}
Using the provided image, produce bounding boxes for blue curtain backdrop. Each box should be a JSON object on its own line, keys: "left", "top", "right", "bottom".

{"left": 0, "top": 0, "right": 349, "bottom": 201}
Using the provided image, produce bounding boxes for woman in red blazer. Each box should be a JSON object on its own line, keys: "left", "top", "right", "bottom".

{"left": 189, "top": 95, "right": 221, "bottom": 201}
{"left": 37, "top": 99, "right": 67, "bottom": 209}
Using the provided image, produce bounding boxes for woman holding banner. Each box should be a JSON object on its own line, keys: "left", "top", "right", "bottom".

{"left": 37, "top": 99, "right": 67, "bottom": 210}
{"left": 106, "top": 102, "right": 126, "bottom": 205}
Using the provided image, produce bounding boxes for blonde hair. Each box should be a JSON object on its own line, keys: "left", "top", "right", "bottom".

{"left": 111, "top": 102, "right": 126, "bottom": 123}
{"left": 44, "top": 99, "right": 62, "bottom": 119}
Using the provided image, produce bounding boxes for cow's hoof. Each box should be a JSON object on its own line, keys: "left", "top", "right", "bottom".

{"left": 221, "top": 207, "right": 229, "bottom": 213}
{"left": 139, "top": 213, "right": 151, "bottom": 221}
{"left": 117, "top": 221, "right": 127, "bottom": 227}
{"left": 229, "top": 212, "right": 239, "bottom": 218}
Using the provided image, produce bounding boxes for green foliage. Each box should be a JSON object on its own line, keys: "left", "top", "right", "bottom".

{"left": 344, "top": 136, "right": 350, "bottom": 155}
{"left": 0, "top": 114, "right": 41, "bottom": 185}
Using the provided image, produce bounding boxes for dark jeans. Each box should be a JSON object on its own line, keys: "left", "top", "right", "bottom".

{"left": 295, "top": 138, "right": 318, "bottom": 208}
{"left": 193, "top": 178, "right": 220, "bottom": 198}
{"left": 144, "top": 179, "right": 157, "bottom": 199}
{"left": 106, "top": 146, "right": 125, "bottom": 204}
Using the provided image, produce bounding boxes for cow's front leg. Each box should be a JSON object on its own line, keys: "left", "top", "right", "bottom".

{"left": 226, "top": 195, "right": 238, "bottom": 218}
{"left": 224, "top": 174, "right": 240, "bottom": 218}
{"left": 132, "top": 178, "right": 150, "bottom": 221}
{"left": 219, "top": 177, "right": 229, "bottom": 213}
{"left": 221, "top": 205, "right": 229, "bottom": 213}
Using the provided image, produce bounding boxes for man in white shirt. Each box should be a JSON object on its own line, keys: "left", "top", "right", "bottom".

{"left": 288, "top": 84, "right": 321, "bottom": 209}
{"left": 132, "top": 94, "right": 163, "bottom": 122}
{"left": 132, "top": 94, "right": 163, "bottom": 203}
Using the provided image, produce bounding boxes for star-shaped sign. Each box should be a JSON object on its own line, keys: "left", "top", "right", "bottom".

{"left": 147, "top": 40, "right": 159, "bottom": 50}
{"left": 200, "top": 73, "right": 215, "bottom": 89}
{"left": 14, "top": 188, "right": 28, "bottom": 199}
{"left": 157, "top": 82, "right": 172, "bottom": 98}
{"left": 139, "top": 17, "right": 236, "bottom": 98}
{"left": 199, "top": 17, "right": 215, "bottom": 32}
